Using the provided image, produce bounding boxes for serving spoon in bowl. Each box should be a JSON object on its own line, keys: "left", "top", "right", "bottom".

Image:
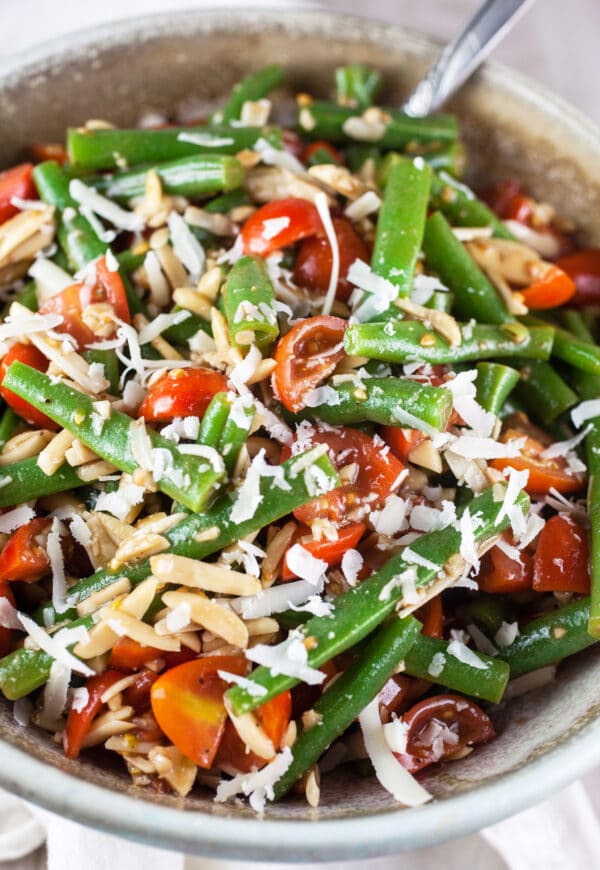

{"left": 403, "top": 0, "right": 537, "bottom": 117}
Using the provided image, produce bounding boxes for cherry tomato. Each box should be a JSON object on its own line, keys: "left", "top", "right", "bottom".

{"left": 0, "top": 583, "right": 15, "bottom": 658}
{"left": 282, "top": 130, "right": 304, "bottom": 161}
{"left": 281, "top": 426, "right": 405, "bottom": 526}
{"left": 379, "top": 675, "right": 431, "bottom": 724}
{"left": 64, "top": 669, "right": 124, "bottom": 759}
{"left": 485, "top": 179, "right": 535, "bottom": 224}
{"left": 123, "top": 668, "right": 159, "bottom": 712}
{"left": 109, "top": 636, "right": 162, "bottom": 671}
{"left": 39, "top": 255, "right": 130, "bottom": 349}
{"left": 533, "top": 514, "right": 590, "bottom": 594}
{"left": 138, "top": 367, "right": 228, "bottom": 422}
{"left": 301, "top": 141, "right": 342, "bottom": 166}
{"left": 150, "top": 655, "right": 246, "bottom": 768}
{"left": 29, "top": 144, "right": 68, "bottom": 164}
{"left": 0, "top": 343, "right": 58, "bottom": 430}
{"left": 281, "top": 522, "right": 366, "bottom": 581}
{"left": 216, "top": 690, "right": 292, "bottom": 774}
{"left": 478, "top": 533, "right": 533, "bottom": 594}
{"left": 0, "top": 517, "right": 51, "bottom": 583}
{"left": 520, "top": 264, "right": 576, "bottom": 310}
{"left": 0, "top": 164, "right": 36, "bottom": 225}
{"left": 293, "top": 216, "right": 368, "bottom": 302}
{"left": 396, "top": 694, "right": 495, "bottom": 773}
{"left": 415, "top": 596, "right": 444, "bottom": 639}
{"left": 381, "top": 425, "right": 427, "bottom": 465}
{"left": 241, "top": 198, "right": 324, "bottom": 257}
{"left": 273, "top": 315, "right": 346, "bottom": 412}
{"left": 555, "top": 249, "right": 600, "bottom": 308}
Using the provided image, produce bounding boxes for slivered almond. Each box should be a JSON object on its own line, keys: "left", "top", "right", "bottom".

{"left": 395, "top": 296, "right": 462, "bottom": 347}
{"left": 224, "top": 697, "right": 275, "bottom": 760}
{"left": 0, "top": 429, "right": 54, "bottom": 465}
{"left": 100, "top": 608, "right": 180, "bottom": 652}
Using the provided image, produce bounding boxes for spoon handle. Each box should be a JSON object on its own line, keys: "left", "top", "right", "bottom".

{"left": 403, "top": 0, "right": 536, "bottom": 117}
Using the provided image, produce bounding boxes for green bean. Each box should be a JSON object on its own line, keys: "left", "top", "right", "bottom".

{"left": 116, "top": 249, "right": 146, "bottom": 274}
{"left": 344, "top": 320, "right": 554, "bottom": 366}
{"left": 271, "top": 616, "right": 420, "bottom": 801}
{"left": 498, "top": 597, "right": 596, "bottom": 676}
{"left": 515, "top": 360, "right": 578, "bottom": 425}
{"left": 304, "top": 146, "right": 341, "bottom": 167}
{"left": 423, "top": 212, "right": 511, "bottom": 324}
{"left": 0, "top": 407, "right": 18, "bottom": 451}
{"left": 376, "top": 146, "right": 465, "bottom": 189}
{"left": 524, "top": 316, "right": 600, "bottom": 377}
{"left": 297, "top": 100, "right": 458, "bottom": 148}
{"left": 403, "top": 635, "right": 509, "bottom": 703}
{"left": 334, "top": 64, "right": 382, "bottom": 109}
{"left": 475, "top": 362, "right": 520, "bottom": 415}
{"left": 216, "top": 65, "right": 285, "bottom": 124}
{"left": 465, "top": 594, "right": 514, "bottom": 635}
{"left": 67, "top": 126, "right": 282, "bottom": 171}
{"left": 3, "top": 362, "right": 224, "bottom": 513}
{"left": 219, "top": 401, "right": 255, "bottom": 476}
{"left": 37, "top": 447, "right": 339, "bottom": 626}
{"left": 429, "top": 172, "right": 514, "bottom": 239}
{"left": 83, "top": 349, "right": 120, "bottom": 395}
{"left": 90, "top": 154, "right": 245, "bottom": 202}
{"left": 1, "top": 281, "right": 38, "bottom": 320}
{"left": 197, "top": 392, "right": 232, "bottom": 449}
{"left": 204, "top": 189, "right": 249, "bottom": 214}
{"left": 226, "top": 485, "right": 530, "bottom": 715}
{"left": 426, "top": 290, "right": 454, "bottom": 313}
{"left": 586, "top": 422, "right": 600, "bottom": 637}
{"left": 559, "top": 310, "right": 595, "bottom": 342}
{"left": 294, "top": 376, "right": 453, "bottom": 432}
{"left": 222, "top": 255, "right": 279, "bottom": 350}
{"left": 0, "top": 456, "right": 85, "bottom": 509}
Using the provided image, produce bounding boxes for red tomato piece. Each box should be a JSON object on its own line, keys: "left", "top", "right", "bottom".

{"left": 39, "top": 255, "right": 130, "bottom": 349}
{"left": 123, "top": 668, "right": 159, "bottom": 712}
{"left": 520, "top": 264, "right": 576, "bottom": 310}
{"left": 556, "top": 249, "right": 600, "bottom": 308}
{"left": 281, "top": 521, "right": 366, "bottom": 580}
{"left": 0, "top": 517, "right": 51, "bottom": 583}
{"left": 216, "top": 690, "right": 292, "bottom": 774}
{"left": 64, "top": 669, "right": 124, "bottom": 759}
{"left": 478, "top": 533, "right": 533, "bottom": 594}
{"left": 29, "top": 144, "right": 68, "bottom": 165}
{"left": 414, "top": 596, "right": 444, "bottom": 639}
{"left": 396, "top": 694, "right": 495, "bottom": 773}
{"left": 241, "top": 198, "right": 324, "bottom": 257}
{"left": 272, "top": 315, "right": 346, "bottom": 413}
{"left": 138, "top": 367, "right": 228, "bottom": 422}
{"left": 379, "top": 675, "right": 431, "bottom": 724}
{"left": 301, "top": 140, "right": 342, "bottom": 165}
{"left": 281, "top": 426, "right": 405, "bottom": 526}
{"left": 491, "top": 429, "right": 585, "bottom": 496}
{"left": 381, "top": 425, "right": 428, "bottom": 465}
{"left": 150, "top": 655, "right": 246, "bottom": 768}
{"left": 293, "top": 216, "right": 368, "bottom": 302}
{"left": 485, "top": 179, "right": 535, "bottom": 224}
{"left": 0, "top": 164, "right": 36, "bottom": 225}
{"left": 0, "top": 583, "right": 15, "bottom": 658}
{"left": 0, "top": 343, "right": 58, "bottom": 430}
{"left": 282, "top": 130, "right": 304, "bottom": 161}
{"left": 109, "top": 636, "right": 162, "bottom": 671}
{"left": 533, "top": 514, "right": 590, "bottom": 594}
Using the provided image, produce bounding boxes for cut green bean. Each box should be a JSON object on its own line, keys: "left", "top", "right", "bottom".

{"left": 559, "top": 310, "right": 595, "bottom": 342}
{"left": 344, "top": 320, "right": 554, "bottom": 366}
{"left": 83, "top": 349, "right": 120, "bottom": 395}
{"left": 226, "top": 485, "right": 530, "bottom": 715}
{"left": 294, "top": 376, "right": 453, "bottom": 432}
{"left": 67, "top": 126, "right": 282, "bottom": 171}
{"left": 0, "top": 456, "right": 85, "bottom": 509}
{"left": 272, "top": 616, "right": 420, "bottom": 801}
{"left": 222, "top": 255, "right": 279, "bottom": 350}
{"left": 204, "top": 189, "right": 249, "bottom": 214}
{"left": 197, "top": 392, "right": 232, "bottom": 449}
{"left": 0, "top": 407, "right": 19, "bottom": 451}
{"left": 498, "top": 597, "right": 596, "bottom": 676}
{"left": 475, "top": 362, "right": 520, "bottom": 415}
{"left": 3, "top": 362, "right": 224, "bottom": 513}
{"left": 1, "top": 281, "right": 38, "bottom": 320}
{"left": 429, "top": 172, "right": 514, "bottom": 239}
{"left": 297, "top": 100, "right": 458, "bottom": 148}
{"left": 515, "top": 360, "right": 578, "bottom": 425}
{"left": 91, "top": 154, "right": 245, "bottom": 201}
{"left": 403, "top": 635, "right": 509, "bottom": 703}
{"left": 423, "top": 212, "right": 511, "bottom": 324}
{"left": 334, "top": 64, "right": 382, "bottom": 110}
{"left": 586, "top": 422, "right": 600, "bottom": 637}
{"left": 524, "top": 316, "right": 600, "bottom": 377}
{"left": 219, "top": 401, "right": 255, "bottom": 476}
{"left": 376, "top": 146, "right": 465, "bottom": 188}
{"left": 216, "top": 65, "right": 285, "bottom": 124}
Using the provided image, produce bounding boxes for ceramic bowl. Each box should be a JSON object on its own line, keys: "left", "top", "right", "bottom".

{"left": 0, "top": 8, "right": 599, "bottom": 862}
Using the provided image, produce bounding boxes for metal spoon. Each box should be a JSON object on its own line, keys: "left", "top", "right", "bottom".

{"left": 403, "top": 0, "right": 536, "bottom": 117}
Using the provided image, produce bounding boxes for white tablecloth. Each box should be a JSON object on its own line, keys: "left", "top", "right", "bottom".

{"left": 0, "top": 1, "right": 599, "bottom": 867}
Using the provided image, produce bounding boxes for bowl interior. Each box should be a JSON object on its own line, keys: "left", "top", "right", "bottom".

{"left": 0, "top": 7, "right": 599, "bottom": 860}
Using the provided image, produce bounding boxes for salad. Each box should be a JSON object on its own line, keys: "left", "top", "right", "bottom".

{"left": 0, "top": 62, "right": 597, "bottom": 813}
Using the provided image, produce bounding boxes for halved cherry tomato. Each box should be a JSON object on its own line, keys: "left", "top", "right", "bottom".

{"left": 555, "top": 249, "right": 600, "bottom": 308}
{"left": 293, "top": 216, "right": 368, "bottom": 302}
{"left": 0, "top": 164, "right": 36, "bottom": 225}
{"left": 415, "top": 596, "right": 444, "bottom": 639}
{"left": 281, "top": 426, "right": 405, "bottom": 526}
{"left": 216, "top": 690, "right": 292, "bottom": 774}
{"left": 109, "top": 636, "right": 162, "bottom": 671}
{"left": 39, "top": 255, "right": 130, "bottom": 349}
{"left": 478, "top": 533, "right": 533, "bottom": 594}
{"left": 0, "top": 343, "right": 58, "bottom": 429}
{"left": 301, "top": 141, "right": 342, "bottom": 165}
{"left": 241, "top": 198, "right": 324, "bottom": 257}
{"left": 485, "top": 179, "right": 535, "bottom": 224}
{"left": 396, "top": 693, "right": 495, "bottom": 774}
{"left": 123, "top": 668, "right": 159, "bottom": 712}
{"left": 0, "top": 583, "right": 15, "bottom": 658}
{"left": 64, "top": 669, "right": 124, "bottom": 759}
{"left": 282, "top": 130, "right": 304, "bottom": 160}
{"left": 533, "top": 514, "right": 590, "bottom": 594}
{"left": 520, "top": 264, "right": 576, "bottom": 310}
{"left": 29, "top": 143, "right": 68, "bottom": 164}
{"left": 0, "top": 517, "right": 51, "bottom": 583}
{"left": 273, "top": 315, "right": 346, "bottom": 412}
{"left": 281, "top": 522, "right": 366, "bottom": 580}
{"left": 150, "top": 655, "right": 246, "bottom": 768}
{"left": 381, "top": 425, "right": 427, "bottom": 464}
{"left": 491, "top": 415, "right": 585, "bottom": 496}
{"left": 138, "top": 367, "right": 228, "bottom": 422}
{"left": 379, "top": 675, "right": 431, "bottom": 724}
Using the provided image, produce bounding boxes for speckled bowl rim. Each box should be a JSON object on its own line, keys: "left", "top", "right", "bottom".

{"left": 0, "top": 7, "right": 599, "bottom": 862}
